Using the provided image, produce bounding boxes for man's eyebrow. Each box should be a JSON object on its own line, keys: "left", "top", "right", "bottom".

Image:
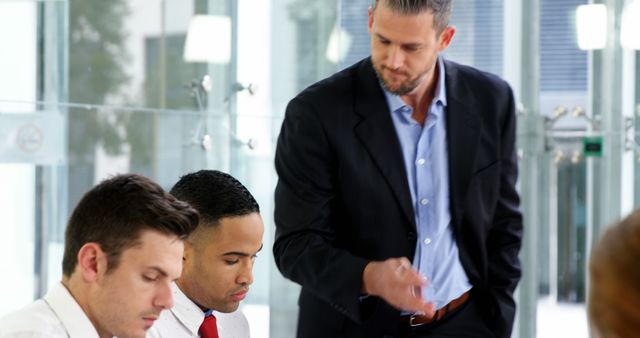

{"left": 403, "top": 42, "right": 422, "bottom": 49}
{"left": 223, "top": 244, "right": 264, "bottom": 257}
{"left": 375, "top": 32, "right": 389, "bottom": 41}
{"left": 147, "top": 266, "right": 169, "bottom": 277}
{"left": 222, "top": 252, "right": 251, "bottom": 257}
{"left": 375, "top": 32, "right": 422, "bottom": 48}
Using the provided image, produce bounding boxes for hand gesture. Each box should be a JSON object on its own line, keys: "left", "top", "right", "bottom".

{"left": 362, "top": 257, "right": 435, "bottom": 316}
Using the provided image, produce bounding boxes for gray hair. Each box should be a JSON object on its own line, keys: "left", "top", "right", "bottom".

{"left": 372, "top": 0, "right": 453, "bottom": 33}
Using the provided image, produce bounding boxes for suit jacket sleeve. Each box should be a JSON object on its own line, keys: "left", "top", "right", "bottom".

{"left": 273, "top": 96, "right": 370, "bottom": 323}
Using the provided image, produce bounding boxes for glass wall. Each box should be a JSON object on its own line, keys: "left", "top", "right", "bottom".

{"left": 0, "top": 0, "right": 65, "bottom": 315}
{"left": 1, "top": 0, "right": 639, "bottom": 337}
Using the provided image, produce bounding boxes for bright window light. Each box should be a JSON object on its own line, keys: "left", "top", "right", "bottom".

{"left": 575, "top": 4, "right": 607, "bottom": 50}
{"left": 183, "top": 15, "right": 231, "bottom": 64}
{"left": 326, "top": 25, "right": 352, "bottom": 64}
{"left": 621, "top": 0, "right": 640, "bottom": 49}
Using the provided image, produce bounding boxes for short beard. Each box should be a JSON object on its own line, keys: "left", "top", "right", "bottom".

{"left": 373, "top": 63, "right": 419, "bottom": 96}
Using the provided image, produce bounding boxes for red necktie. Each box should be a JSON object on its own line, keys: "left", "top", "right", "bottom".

{"left": 199, "top": 314, "right": 219, "bottom": 338}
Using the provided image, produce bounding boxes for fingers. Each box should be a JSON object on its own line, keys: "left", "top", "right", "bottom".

{"left": 410, "top": 285, "right": 421, "bottom": 298}
{"left": 417, "top": 302, "right": 436, "bottom": 318}
{"left": 364, "top": 258, "right": 422, "bottom": 296}
{"left": 395, "top": 257, "right": 412, "bottom": 271}
{"left": 363, "top": 257, "right": 436, "bottom": 314}
{"left": 393, "top": 258, "right": 426, "bottom": 287}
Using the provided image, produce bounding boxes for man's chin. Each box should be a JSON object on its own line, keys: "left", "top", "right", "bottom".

{"left": 228, "top": 302, "right": 241, "bottom": 312}
{"left": 113, "top": 328, "right": 146, "bottom": 338}
{"left": 384, "top": 84, "right": 414, "bottom": 96}
{"left": 378, "top": 76, "right": 412, "bottom": 95}
{"left": 216, "top": 302, "right": 240, "bottom": 313}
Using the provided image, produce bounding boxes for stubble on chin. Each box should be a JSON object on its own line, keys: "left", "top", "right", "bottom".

{"left": 372, "top": 63, "right": 416, "bottom": 96}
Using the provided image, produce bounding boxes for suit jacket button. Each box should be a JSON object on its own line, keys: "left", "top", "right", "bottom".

{"left": 407, "top": 232, "right": 416, "bottom": 241}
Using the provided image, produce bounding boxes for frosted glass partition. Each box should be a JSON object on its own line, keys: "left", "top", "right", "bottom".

{"left": 0, "top": 0, "right": 42, "bottom": 317}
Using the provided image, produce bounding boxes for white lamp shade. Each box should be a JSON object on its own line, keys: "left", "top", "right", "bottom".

{"left": 621, "top": 0, "right": 640, "bottom": 49}
{"left": 183, "top": 15, "right": 231, "bottom": 64}
{"left": 575, "top": 4, "right": 607, "bottom": 50}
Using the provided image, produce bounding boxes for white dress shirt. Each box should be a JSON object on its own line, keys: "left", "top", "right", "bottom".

{"left": 0, "top": 282, "right": 100, "bottom": 338}
{"left": 147, "top": 283, "right": 249, "bottom": 338}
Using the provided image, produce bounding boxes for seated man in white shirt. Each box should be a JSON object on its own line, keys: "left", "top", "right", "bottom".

{"left": 148, "top": 170, "right": 265, "bottom": 338}
{"left": 0, "top": 174, "right": 199, "bottom": 338}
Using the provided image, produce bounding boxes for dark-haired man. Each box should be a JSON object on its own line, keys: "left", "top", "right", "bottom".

{"left": 0, "top": 174, "right": 199, "bottom": 338}
{"left": 274, "top": 0, "right": 522, "bottom": 337}
{"left": 149, "top": 170, "right": 264, "bottom": 338}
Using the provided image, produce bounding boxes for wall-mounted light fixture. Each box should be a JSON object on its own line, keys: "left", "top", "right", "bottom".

{"left": 326, "top": 24, "right": 352, "bottom": 64}
{"left": 575, "top": 4, "right": 608, "bottom": 50}
{"left": 621, "top": 0, "right": 640, "bottom": 49}
{"left": 576, "top": 2, "right": 640, "bottom": 50}
{"left": 183, "top": 15, "right": 231, "bottom": 64}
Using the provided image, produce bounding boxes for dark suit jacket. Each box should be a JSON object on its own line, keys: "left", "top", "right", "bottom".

{"left": 273, "top": 57, "right": 522, "bottom": 338}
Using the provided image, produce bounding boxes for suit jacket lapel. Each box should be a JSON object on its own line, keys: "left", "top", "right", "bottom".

{"left": 353, "top": 59, "right": 416, "bottom": 230}
{"left": 444, "top": 61, "right": 481, "bottom": 222}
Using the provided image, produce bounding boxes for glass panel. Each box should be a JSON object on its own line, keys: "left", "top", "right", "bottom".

{"left": 66, "top": 0, "right": 236, "bottom": 219}
{"left": 267, "top": 1, "right": 338, "bottom": 337}
{"left": 0, "top": 0, "right": 60, "bottom": 316}
{"left": 534, "top": 0, "right": 590, "bottom": 337}
{"left": 445, "top": 0, "right": 504, "bottom": 75}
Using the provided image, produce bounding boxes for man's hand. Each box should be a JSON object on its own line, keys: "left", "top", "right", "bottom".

{"left": 362, "top": 257, "right": 435, "bottom": 316}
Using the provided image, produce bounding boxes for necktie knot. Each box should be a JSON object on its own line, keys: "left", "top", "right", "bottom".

{"left": 199, "top": 314, "right": 219, "bottom": 338}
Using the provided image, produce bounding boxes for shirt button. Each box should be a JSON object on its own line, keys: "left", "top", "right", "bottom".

{"left": 424, "top": 238, "right": 432, "bottom": 245}
{"left": 420, "top": 198, "right": 429, "bottom": 205}
{"left": 416, "top": 158, "right": 426, "bottom": 166}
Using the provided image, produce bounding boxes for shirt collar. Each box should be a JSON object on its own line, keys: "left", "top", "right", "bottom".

{"left": 434, "top": 56, "right": 447, "bottom": 107}
{"left": 44, "top": 282, "right": 101, "bottom": 338}
{"left": 169, "top": 283, "right": 206, "bottom": 336}
{"left": 382, "top": 56, "right": 448, "bottom": 114}
{"left": 383, "top": 90, "right": 407, "bottom": 114}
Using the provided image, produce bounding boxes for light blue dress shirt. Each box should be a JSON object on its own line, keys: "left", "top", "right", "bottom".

{"left": 383, "top": 57, "right": 472, "bottom": 310}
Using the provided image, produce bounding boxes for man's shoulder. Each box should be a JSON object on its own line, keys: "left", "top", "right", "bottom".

{"left": 444, "top": 59, "right": 511, "bottom": 92}
{"left": 0, "top": 300, "right": 67, "bottom": 337}
{"left": 295, "top": 58, "right": 371, "bottom": 104}
{"left": 148, "top": 309, "right": 250, "bottom": 338}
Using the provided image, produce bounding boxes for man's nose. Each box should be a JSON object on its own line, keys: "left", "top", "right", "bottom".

{"left": 154, "top": 282, "right": 174, "bottom": 310}
{"left": 237, "top": 260, "right": 254, "bottom": 286}
{"left": 386, "top": 45, "right": 404, "bottom": 69}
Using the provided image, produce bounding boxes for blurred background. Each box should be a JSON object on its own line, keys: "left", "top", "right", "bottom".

{"left": 1, "top": 0, "right": 639, "bottom": 337}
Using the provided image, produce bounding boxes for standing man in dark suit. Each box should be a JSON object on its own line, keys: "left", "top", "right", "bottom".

{"left": 273, "top": 0, "right": 523, "bottom": 337}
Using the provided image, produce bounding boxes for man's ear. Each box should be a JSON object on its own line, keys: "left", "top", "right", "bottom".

{"left": 437, "top": 26, "right": 456, "bottom": 52}
{"left": 368, "top": 6, "right": 374, "bottom": 35}
{"left": 182, "top": 240, "right": 194, "bottom": 262}
{"left": 76, "top": 243, "right": 105, "bottom": 282}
